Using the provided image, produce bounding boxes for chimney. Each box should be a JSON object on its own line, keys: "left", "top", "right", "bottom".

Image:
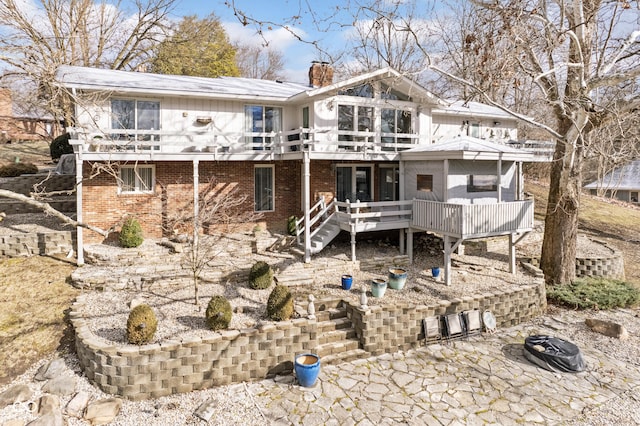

{"left": 308, "top": 61, "right": 334, "bottom": 88}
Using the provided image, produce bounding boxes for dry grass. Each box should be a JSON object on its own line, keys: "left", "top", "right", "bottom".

{"left": 526, "top": 181, "right": 640, "bottom": 285}
{"left": 0, "top": 256, "right": 78, "bottom": 385}
{"left": 0, "top": 140, "right": 53, "bottom": 169}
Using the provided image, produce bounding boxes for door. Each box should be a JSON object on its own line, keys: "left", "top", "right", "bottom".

{"left": 336, "top": 165, "right": 373, "bottom": 201}
{"left": 379, "top": 167, "right": 399, "bottom": 201}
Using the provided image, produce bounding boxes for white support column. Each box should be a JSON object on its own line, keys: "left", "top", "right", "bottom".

{"left": 407, "top": 228, "right": 413, "bottom": 263}
{"left": 75, "top": 155, "right": 84, "bottom": 265}
{"left": 193, "top": 160, "right": 199, "bottom": 249}
{"left": 350, "top": 224, "right": 357, "bottom": 262}
{"left": 497, "top": 155, "right": 503, "bottom": 202}
{"left": 303, "top": 151, "right": 311, "bottom": 263}
{"left": 443, "top": 159, "right": 449, "bottom": 200}
{"left": 399, "top": 228, "right": 405, "bottom": 254}
{"left": 444, "top": 235, "right": 452, "bottom": 286}
{"left": 509, "top": 233, "right": 516, "bottom": 274}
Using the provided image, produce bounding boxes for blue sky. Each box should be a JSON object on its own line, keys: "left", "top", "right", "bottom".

{"left": 170, "top": 0, "right": 356, "bottom": 81}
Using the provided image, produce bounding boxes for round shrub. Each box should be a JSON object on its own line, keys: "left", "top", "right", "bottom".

{"left": 119, "top": 217, "right": 143, "bottom": 248}
{"left": 0, "top": 162, "right": 38, "bottom": 177}
{"left": 249, "top": 261, "right": 273, "bottom": 290}
{"left": 126, "top": 304, "right": 157, "bottom": 345}
{"left": 266, "top": 284, "right": 294, "bottom": 321}
{"left": 50, "top": 133, "right": 73, "bottom": 161}
{"left": 205, "top": 295, "right": 233, "bottom": 331}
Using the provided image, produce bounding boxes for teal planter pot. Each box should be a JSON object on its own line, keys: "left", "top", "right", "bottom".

{"left": 371, "top": 278, "right": 387, "bottom": 298}
{"left": 388, "top": 268, "right": 407, "bottom": 290}
{"left": 341, "top": 274, "right": 353, "bottom": 290}
{"left": 295, "top": 353, "right": 321, "bottom": 387}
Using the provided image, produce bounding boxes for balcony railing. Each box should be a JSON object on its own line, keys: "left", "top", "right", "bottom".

{"left": 67, "top": 127, "right": 422, "bottom": 156}
{"left": 412, "top": 199, "right": 534, "bottom": 239}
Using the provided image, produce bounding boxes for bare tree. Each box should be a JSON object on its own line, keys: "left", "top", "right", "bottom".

{"left": 163, "top": 177, "right": 262, "bottom": 305}
{"left": 235, "top": 44, "right": 285, "bottom": 80}
{"left": 0, "top": 0, "right": 176, "bottom": 125}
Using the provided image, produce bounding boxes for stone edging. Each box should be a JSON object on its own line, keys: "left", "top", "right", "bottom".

{"left": 0, "top": 230, "right": 76, "bottom": 257}
{"left": 69, "top": 281, "right": 546, "bottom": 400}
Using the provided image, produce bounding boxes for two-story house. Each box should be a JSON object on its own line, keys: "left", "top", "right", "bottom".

{"left": 56, "top": 62, "right": 535, "bottom": 284}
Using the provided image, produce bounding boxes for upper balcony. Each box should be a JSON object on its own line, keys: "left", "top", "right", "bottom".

{"left": 67, "top": 126, "right": 426, "bottom": 162}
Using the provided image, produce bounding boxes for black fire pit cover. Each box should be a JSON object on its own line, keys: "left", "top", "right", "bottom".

{"left": 524, "top": 335, "right": 586, "bottom": 373}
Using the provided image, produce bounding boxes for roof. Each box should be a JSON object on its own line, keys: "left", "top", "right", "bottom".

{"left": 291, "top": 67, "right": 443, "bottom": 106}
{"left": 432, "top": 100, "right": 515, "bottom": 120}
{"left": 400, "top": 136, "right": 534, "bottom": 162}
{"left": 56, "top": 65, "right": 443, "bottom": 106}
{"left": 584, "top": 160, "right": 640, "bottom": 190}
{"left": 55, "top": 65, "right": 309, "bottom": 102}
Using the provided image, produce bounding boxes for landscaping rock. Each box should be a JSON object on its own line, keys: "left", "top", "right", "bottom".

{"left": 585, "top": 318, "right": 629, "bottom": 340}
{"left": 128, "top": 296, "right": 146, "bottom": 310}
{"left": 37, "top": 394, "right": 59, "bottom": 415}
{"left": 42, "top": 377, "right": 76, "bottom": 396}
{"left": 64, "top": 391, "right": 91, "bottom": 418}
{"left": 194, "top": 398, "right": 217, "bottom": 422}
{"left": 26, "top": 409, "right": 64, "bottom": 426}
{"left": 0, "top": 384, "right": 32, "bottom": 408}
{"left": 3, "top": 419, "right": 26, "bottom": 426}
{"left": 34, "top": 359, "right": 66, "bottom": 381}
{"left": 84, "top": 398, "right": 122, "bottom": 425}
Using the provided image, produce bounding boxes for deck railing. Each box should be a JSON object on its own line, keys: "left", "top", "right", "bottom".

{"left": 412, "top": 199, "right": 534, "bottom": 238}
{"left": 67, "top": 127, "right": 422, "bottom": 155}
{"left": 334, "top": 200, "right": 413, "bottom": 228}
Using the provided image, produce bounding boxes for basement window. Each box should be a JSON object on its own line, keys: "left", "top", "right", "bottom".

{"left": 119, "top": 165, "right": 154, "bottom": 194}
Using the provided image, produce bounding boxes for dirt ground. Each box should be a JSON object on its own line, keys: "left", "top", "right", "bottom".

{"left": 0, "top": 140, "right": 54, "bottom": 169}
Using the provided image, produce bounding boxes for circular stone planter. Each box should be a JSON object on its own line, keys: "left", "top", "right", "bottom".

{"left": 388, "top": 268, "right": 408, "bottom": 290}
{"left": 294, "top": 353, "right": 321, "bottom": 387}
{"left": 371, "top": 278, "right": 387, "bottom": 298}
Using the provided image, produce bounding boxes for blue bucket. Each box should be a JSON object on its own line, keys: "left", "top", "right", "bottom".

{"left": 341, "top": 274, "right": 353, "bottom": 290}
{"left": 432, "top": 267, "right": 441, "bottom": 278}
{"left": 295, "top": 353, "right": 321, "bottom": 387}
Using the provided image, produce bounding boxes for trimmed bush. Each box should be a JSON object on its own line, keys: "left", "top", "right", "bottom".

{"left": 119, "top": 217, "right": 143, "bottom": 248}
{"left": 126, "top": 304, "right": 157, "bottom": 345}
{"left": 287, "top": 215, "right": 298, "bottom": 236}
{"left": 205, "top": 295, "right": 233, "bottom": 331}
{"left": 249, "top": 261, "right": 273, "bottom": 290}
{"left": 50, "top": 133, "right": 73, "bottom": 161}
{"left": 266, "top": 284, "right": 294, "bottom": 321}
{"left": 0, "top": 162, "right": 38, "bottom": 177}
{"left": 547, "top": 278, "right": 640, "bottom": 310}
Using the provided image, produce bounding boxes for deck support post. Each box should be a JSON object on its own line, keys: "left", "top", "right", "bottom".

{"left": 350, "top": 224, "right": 357, "bottom": 262}
{"left": 508, "top": 232, "right": 530, "bottom": 274}
{"left": 303, "top": 151, "right": 311, "bottom": 263}
{"left": 399, "top": 228, "right": 405, "bottom": 254}
{"left": 443, "top": 235, "right": 463, "bottom": 286}
{"left": 75, "top": 154, "right": 84, "bottom": 265}
{"left": 407, "top": 228, "right": 414, "bottom": 263}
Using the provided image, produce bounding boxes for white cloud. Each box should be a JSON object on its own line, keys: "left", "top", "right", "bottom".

{"left": 223, "top": 21, "right": 306, "bottom": 50}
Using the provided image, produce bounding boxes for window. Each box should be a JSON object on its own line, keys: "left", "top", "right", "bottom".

{"left": 417, "top": 174, "right": 433, "bottom": 192}
{"left": 111, "top": 99, "right": 160, "bottom": 141}
{"left": 119, "top": 165, "right": 154, "bottom": 194}
{"left": 381, "top": 109, "right": 412, "bottom": 149}
{"left": 302, "top": 106, "right": 310, "bottom": 140}
{"left": 255, "top": 165, "right": 274, "bottom": 211}
{"left": 467, "top": 175, "right": 497, "bottom": 193}
{"left": 379, "top": 167, "right": 399, "bottom": 201}
{"left": 467, "top": 122, "right": 480, "bottom": 138}
{"left": 245, "top": 105, "right": 282, "bottom": 149}
{"left": 380, "top": 84, "right": 411, "bottom": 101}
{"left": 338, "top": 105, "right": 373, "bottom": 148}
{"left": 631, "top": 191, "right": 638, "bottom": 203}
{"left": 338, "top": 83, "right": 374, "bottom": 98}
{"left": 336, "top": 165, "right": 373, "bottom": 202}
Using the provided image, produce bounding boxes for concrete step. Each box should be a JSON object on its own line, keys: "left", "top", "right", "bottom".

{"left": 314, "top": 307, "right": 347, "bottom": 322}
{"left": 316, "top": 341, "right": 361, "bottom": 359}
{"left": 317, "top": 316, "right": 353, "bottom": 333}
{"left": 321, "top": 348, "right": 369, "bottom": 366}
{"left": 318, "top": 328, "right": 357, "bottom": 345}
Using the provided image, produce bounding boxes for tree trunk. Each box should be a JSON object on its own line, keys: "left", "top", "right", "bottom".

{"left": 540, "top": 117, "right": 586, "bottom": 285}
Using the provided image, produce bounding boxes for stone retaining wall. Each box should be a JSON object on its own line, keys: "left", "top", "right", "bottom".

{"left": 0, "top": 230, "right": 76, "bottom": 257}
{"left": 70, "top": 281, "right": 546, "bottom": 400}
{"left": 0, "top": 173, "right": 76, "bottom": 213}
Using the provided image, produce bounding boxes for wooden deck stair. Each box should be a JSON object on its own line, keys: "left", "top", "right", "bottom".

{"left": 314, "top": 302, "right": 367, "bottom": 365}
